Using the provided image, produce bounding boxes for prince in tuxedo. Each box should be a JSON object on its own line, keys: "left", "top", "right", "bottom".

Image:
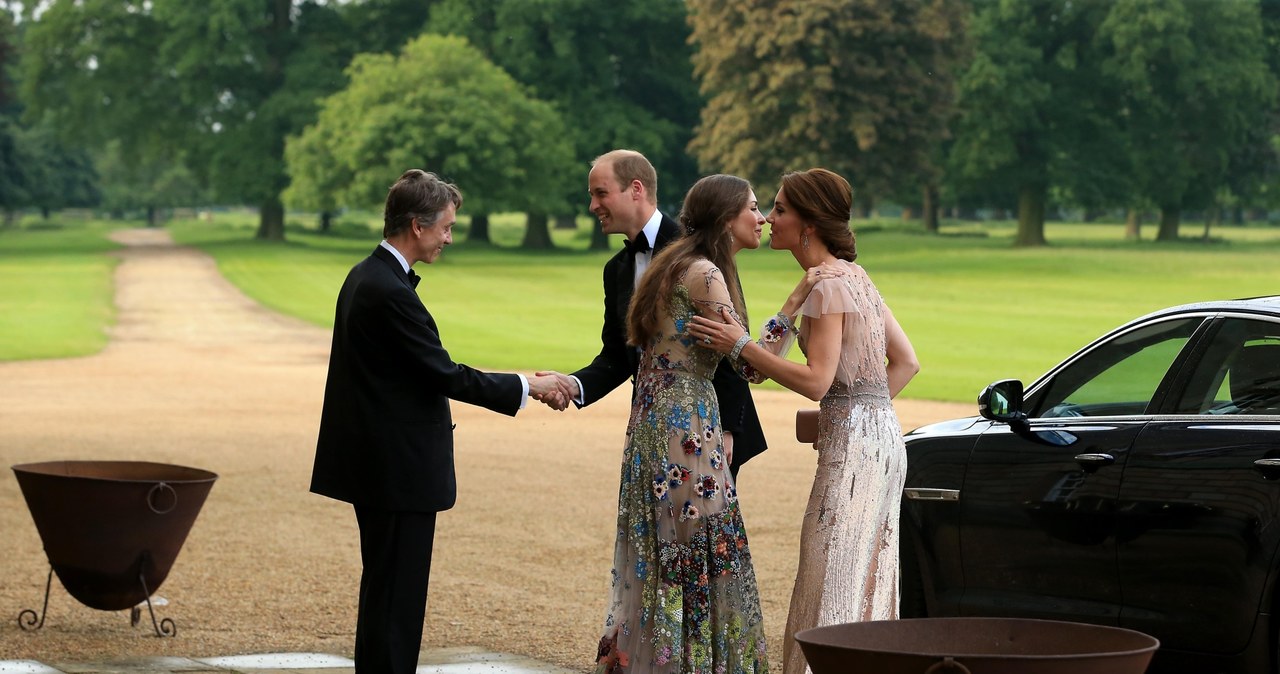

{"left": 541, "top": 149, "right": 766, "bottom": 474}
{"left": 312, "top": 169, "right": 561, "bottom": 674}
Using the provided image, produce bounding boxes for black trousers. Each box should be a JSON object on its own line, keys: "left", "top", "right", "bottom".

{"left": 353, "top": 506, "right": 437, "bottom": 674}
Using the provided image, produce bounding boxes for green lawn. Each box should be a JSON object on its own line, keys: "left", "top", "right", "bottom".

{"left": 3, "top": 211, "right": 1278, "bottom": 403}
{"left": 0, "top": 219, "right": 119, "bottom": 359}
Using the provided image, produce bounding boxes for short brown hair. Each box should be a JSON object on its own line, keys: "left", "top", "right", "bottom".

{"left": 592, "top": 149, "right": 657, "bottom": 205}
{"left": 383, "top": 169, "right": 462, "bottom": 238}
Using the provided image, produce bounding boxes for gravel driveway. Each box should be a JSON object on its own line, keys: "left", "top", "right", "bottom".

{"left": 0, "top": 228, "right": 971, "bottom": 670}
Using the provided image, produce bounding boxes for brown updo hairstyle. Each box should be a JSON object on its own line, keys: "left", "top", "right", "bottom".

{"left": 627, "top": 174, "right": 751, "bottom": 347}
{"left": 778, "top": 168, "right": 857, "bottom": 262}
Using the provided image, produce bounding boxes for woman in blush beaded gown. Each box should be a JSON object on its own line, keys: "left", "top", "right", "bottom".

{"left": 593, "top": 174, "right": 772, "bottom": 674}
{"left": 689, "top": 168, "right": 920, "bottom": 674}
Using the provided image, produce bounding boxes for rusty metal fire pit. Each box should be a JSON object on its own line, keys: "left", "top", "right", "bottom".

{"left": 12, "top": 460, "right": 217, "bottom": 637}
{"left": 795, "top": 617, "right": 1159, "bottom": 674}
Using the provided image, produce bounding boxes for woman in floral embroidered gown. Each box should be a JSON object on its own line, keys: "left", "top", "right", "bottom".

{"left": 689, "top": 168, "right": 920, "bottom": 674}
{"left": 594, "top": 174, "right": 773, "bottom": 674}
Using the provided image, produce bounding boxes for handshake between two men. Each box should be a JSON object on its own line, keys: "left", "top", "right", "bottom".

{"left": 526, "top": 371, "right": 582, "bottom": 412}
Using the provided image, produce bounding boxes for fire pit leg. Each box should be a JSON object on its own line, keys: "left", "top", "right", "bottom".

{"left": 16, "top": 566, "right": 53, "bottom": 631}
{"left": 136, "top": 554, "right": 176, "bottom": 637}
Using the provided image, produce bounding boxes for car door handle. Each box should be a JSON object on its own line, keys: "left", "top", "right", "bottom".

{"left": 904, "top": 488, "right": 960, "bottom": 502}
{"left": 1074, "top": 453, "right": 1115, "bottom": 471}
{"left": 1253, "top": 459, "right": 1280, "bottom": 479}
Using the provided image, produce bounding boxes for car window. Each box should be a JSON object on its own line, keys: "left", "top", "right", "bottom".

{"left": 1030, "top": 318, "right": 1201, "bottom": 418}
{"left": 1173, "top": 318, "right": 1280, "bottom": 416}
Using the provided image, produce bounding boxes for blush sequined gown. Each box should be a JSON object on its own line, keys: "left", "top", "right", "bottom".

{"left": 749, "top": 262, "right": 907, "bottom": 674}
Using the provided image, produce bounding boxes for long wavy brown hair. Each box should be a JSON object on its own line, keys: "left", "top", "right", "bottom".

{"left": 627, "top": 174, "right": 750, "bottom": 346}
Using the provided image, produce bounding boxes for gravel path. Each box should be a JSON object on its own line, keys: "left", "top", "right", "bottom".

{"left": 0, "top": 229, "right": 971, "bottom": 670}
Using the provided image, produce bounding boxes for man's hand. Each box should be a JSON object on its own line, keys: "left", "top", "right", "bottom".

{"left": 535, "top": 371, "right": 580, "bottom": 409}
{"left": 528, "top": 373, "right": 569, "bottom": 411}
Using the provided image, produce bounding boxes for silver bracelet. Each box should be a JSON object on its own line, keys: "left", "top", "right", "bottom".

{"left": 776, "top": 312, "right": 798, "bottom": 334}
{"left": 729, "top": 334, "right": 752, "bottom": 360}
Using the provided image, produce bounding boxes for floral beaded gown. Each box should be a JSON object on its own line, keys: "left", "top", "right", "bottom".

{"left": 751, "top": 262, "right": 907, "bottom": 674}
{"left": 595, "top": 259, "right": 769, "bottom": 674}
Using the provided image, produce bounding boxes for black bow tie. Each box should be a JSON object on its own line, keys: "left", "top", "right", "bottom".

{"left": 407, "top": 269, "right": 421, "bottom": 289}
{"left": 625, "top": 235, "right": 651, "bottom": 255}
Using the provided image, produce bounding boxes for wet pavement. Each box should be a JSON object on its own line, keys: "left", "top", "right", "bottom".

{"left": 0, "top": 647, "right": 580, "bottom": 673}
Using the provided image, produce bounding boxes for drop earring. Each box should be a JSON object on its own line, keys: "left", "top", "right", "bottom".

{"left": 801, "top": 232, "right": 810, "bottom": 251}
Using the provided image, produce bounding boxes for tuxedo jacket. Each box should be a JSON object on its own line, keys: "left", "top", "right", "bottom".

{"left": 311, "top": 245, "right": 523, "bottom": 513}
{"left": 572, "top": 213, "right": 767, "bottom": 468}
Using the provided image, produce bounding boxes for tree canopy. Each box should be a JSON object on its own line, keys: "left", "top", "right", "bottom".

{"left": 19, "top": 0, "right": 433, "bottom": 240}
{"left": 428, "top": 0, "right": 701, "bottom": 246}
{"left": 284, "top": 34, "right": 575, "bottom": 219}
{"left": 7, "top": 0, "right": 1280, "bottom": 247}
{"left": 1098, "top": 0, "right": 1274, "bottom": 240}
{"left": 688, "top": 0, "right": 968, "bottom": 200}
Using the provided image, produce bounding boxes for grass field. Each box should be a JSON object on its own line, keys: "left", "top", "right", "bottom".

{"left": 3, "top": 210, "right": 1278, "bottom": 402}
{"left": 0, "top": 220, "right": 119, "bottom": 360}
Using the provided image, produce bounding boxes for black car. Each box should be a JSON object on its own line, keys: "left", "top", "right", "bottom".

{"left": 900, "top": 296, "right": 1280, "bottom": 673}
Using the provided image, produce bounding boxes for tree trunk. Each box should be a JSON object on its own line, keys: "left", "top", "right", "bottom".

{"left": 256, "top": 198, "right": 286, "bottom": 241}
{"left": 858, "top": 195, "right": 874, "bottom": 219}
{"left": 590, "top": 223, "right": 609, "bottom": 250}
{"left": 554, "top": 214, "right": 576, "bottom": 229}
{"left": 468, "top": 213, "right": 491, "bottom": 244}
{"left": 900, "top": 206, "right": 914, "bottom": 221}
{"left": 254, "top": 0, "right": 292, "bottom": 244}
{"left": 1124, "top": 209, "right": 1141, "bottom": 241}
{"left": 147, "top": 206, "right": 161, "bottom": 228}
{"left": 1156, "top": 208, "right": 1180, "bottom": 242}
{"left": 1203, "top": 206, "right": 1220, "bottom": 240}
{"left": 1015, "top": 185, "right": 1047, "bottom": 247}
{"left": 922, "top": 185, "right": 939, "bottom": 234}
{"left": 522, "top": 212, "right": 554, "bottom": 249}
{"left": 319, "top": 210, "right": 332, "bottom": 232}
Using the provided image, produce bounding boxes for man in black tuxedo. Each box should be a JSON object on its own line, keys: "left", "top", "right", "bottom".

{"left": 312, "top": 169, "right": 561, "bottom": 674}
{"left": 539, "top": 149, "right": 766, "bottom": 475}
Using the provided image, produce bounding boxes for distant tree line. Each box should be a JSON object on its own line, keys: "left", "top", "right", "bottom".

{"left": 3, "top": 0, "right": 1278, "bottom": 246}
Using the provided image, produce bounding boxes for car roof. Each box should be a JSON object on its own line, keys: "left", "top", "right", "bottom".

{"left": 1135, "top": 295, "right": 1280, "bottom": 323}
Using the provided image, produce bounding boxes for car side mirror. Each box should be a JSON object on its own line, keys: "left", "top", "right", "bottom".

{"left": 979, "top": 379, "right": 1027, "bottom": 427}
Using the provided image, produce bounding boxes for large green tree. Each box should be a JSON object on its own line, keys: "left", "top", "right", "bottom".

{"left": 687, "top": 0, "right": 968, "bottom": 204}
{"left": 429, "top": 0, "right": 700, "bottom": 248}
{"left": 1234, "top": 0, "right": 1280, "bottom": 218}
{"left": 0, "top": 8, "right": 100, "bottom": 221}
{"left": 947, "top": 0, "right": 1128, "bottom": 246}
{"left": 284, "top": 33, "right": 575, "bottom": 239}
{"left": 13, "top": 118, "right": 100, "bottom": 218}
{"left": 1098, "top": 0, "right": 1274, "bottom": 241}
{"left": 19, "top": 0, "right": 433, "bottom": 241}
{"left": 0, "top": 7, "right": 25, "bottom": 221}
